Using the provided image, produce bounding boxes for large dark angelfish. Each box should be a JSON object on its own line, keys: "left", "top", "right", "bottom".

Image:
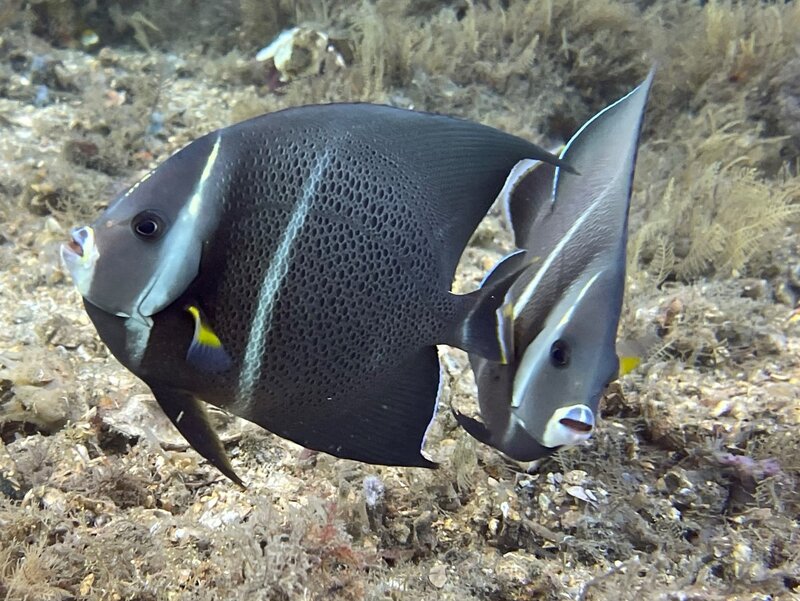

{"left": 457, "top": 71, "right": 654, "bottom": 461}
{"left": 61, "top": 103, "right": 570, "bottom": 484}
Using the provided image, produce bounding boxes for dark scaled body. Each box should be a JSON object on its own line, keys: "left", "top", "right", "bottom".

{"left": 66, "top": 104, "right": 569, "bottom": 483}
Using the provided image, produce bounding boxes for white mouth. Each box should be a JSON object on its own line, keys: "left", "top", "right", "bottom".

{"left": 540, "top": 404, "right": 595, "bottom": 448}
{"left": 61, "top": 226, "right": 99, "bottom": 297}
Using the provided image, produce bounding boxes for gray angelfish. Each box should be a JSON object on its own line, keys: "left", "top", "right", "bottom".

{"left": 456, "top": 70, "right": 654, "bottom": 461}
{"left": 61, "top": 103, "right": 572, "bottom": 484}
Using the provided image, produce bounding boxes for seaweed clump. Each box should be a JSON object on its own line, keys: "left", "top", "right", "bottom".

{"left": 630, "top": 1, "right": 800, "bottom": 281}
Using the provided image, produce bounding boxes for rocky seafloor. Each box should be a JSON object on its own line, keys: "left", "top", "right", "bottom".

{"left": 1, "top": 1, "right": 799, "bottom": 600}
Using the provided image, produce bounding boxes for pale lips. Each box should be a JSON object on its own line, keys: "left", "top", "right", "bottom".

{"left": 65, "top": 229, "right": 85, "bottom": 258}
{"left": 66, "top": 239, "right": 83, "bottom": 257}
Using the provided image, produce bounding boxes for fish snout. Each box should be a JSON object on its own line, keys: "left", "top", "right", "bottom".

{"left": 65, "top": 226, "right": 91, "bottom": 258}
{"left": 60, "top": 226, "right": 99, "bottom": 297}
{"left": 541, "top": 404, "right": 595, "bottom": 448}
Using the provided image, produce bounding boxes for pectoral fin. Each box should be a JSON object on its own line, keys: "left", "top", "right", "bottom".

{"left": 150, "top": 384, "right": 244, "bottom": 488}
{"left": 185, "top": 304, "right": 233, "bottom": 373}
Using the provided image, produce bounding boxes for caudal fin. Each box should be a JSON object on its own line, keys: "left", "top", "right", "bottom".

{"left": 443, "top": 250, "right": 529, "bottom": 363}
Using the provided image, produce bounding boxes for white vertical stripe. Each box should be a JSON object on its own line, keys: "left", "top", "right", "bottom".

{"left": 138, "top": 134, "right": 222, "bottom": 318}
{"left": 124, "top": 315, "right": 153, "bottom": 368}
{"left": 126, "top": 136, "right": 223, "bottom": 367}
{"left": 237, "top": 150, "right": 330, "bottom": 405}
{"left": 511, "top": 270, "right": 602, "bottom": 408}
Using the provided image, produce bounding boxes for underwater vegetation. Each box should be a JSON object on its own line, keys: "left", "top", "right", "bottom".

{"left": 4, "top": 0, "right": 798, "bottom": 282}
{"left": 0, "top": 0, "right": 799, "bottom": 600}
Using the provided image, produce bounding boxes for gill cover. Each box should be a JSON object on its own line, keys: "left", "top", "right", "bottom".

{"left": 61, "top": 133, "right": 225, "bottom": 366}
{"left": 79, "top": 134, "right": 223, "bottom": 324}
{"left": 462, "top": 69, "right": 654, "bottom": 461}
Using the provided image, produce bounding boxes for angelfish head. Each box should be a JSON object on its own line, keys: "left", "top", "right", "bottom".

{"left": 60, "top": 132, "right": 223, "bottom": 321}
{"left": 60, "top": 208, "right": 172, "bottom": 320}
{"left": 505, "top": 266, "right": 620, "bottom": 457}
{"left": 467, "top": 70, "right": 654, "bottom": 462}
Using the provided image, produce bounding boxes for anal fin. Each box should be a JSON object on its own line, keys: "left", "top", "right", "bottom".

{"left": 150, "top": 384, "right": 244, "bottom": 488}
{"left": 274, "top": 347, "right": 441, "bottom": 468}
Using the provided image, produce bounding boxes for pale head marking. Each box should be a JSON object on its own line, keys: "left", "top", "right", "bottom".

{"left": 510, "top": 269, "right": 603, "bottom": 410}
{"left": 511, "top": 193, "right": 604, "bottom": 320}
{"left": 132, "top": 133, "right": 223, "bottom": 319}
{"left": 188, "top": 134, "right": 222, "bottom": 217}
{"left": 121, "top": 133, "right": 223, "bottom": 369}
{"left": 125, "top": 169, "right": 154, "bottom": 194}
{"left": 556, "top": 270, "right": 603, "bottom": 329}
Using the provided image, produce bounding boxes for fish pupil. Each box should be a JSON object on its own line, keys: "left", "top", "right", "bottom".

{"left": 132, "top": 211, "right": 165, "bottom": 240}
{"left": 550, "top": 340, "right": 570, "bottom": 368}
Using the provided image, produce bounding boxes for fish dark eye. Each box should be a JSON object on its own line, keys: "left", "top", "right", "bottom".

{"left": 550, "top": 339, "right": 570, "bottom": 368}
{"left": 132, "top": 211, "right": 165, "bottom": 240}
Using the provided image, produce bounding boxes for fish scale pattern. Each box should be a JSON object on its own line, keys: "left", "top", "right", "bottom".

{"left": 208, "top": 123, "right": 445, "bottom": 431}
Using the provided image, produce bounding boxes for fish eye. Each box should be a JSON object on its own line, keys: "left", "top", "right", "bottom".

{"left": 550, "top": 340, "right": 570, "bottom": 368}
{"left": 132, "top": 211, "right": 166, "bottom": 241}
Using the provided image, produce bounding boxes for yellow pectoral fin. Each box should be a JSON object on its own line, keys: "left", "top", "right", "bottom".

{"left": 185, "top": 305, "right": 233, "bottom": 373}
{"left": 187, "top": 305, "right": 224, "bottom": 348}
{"left": 618, "top": 355, "right": 641, "bottom": 376}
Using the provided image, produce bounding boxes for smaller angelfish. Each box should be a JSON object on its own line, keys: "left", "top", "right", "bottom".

{"left": 456, "top": 70, "right": 654, "bottom": 461}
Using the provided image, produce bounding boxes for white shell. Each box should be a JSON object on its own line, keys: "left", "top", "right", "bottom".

{"left": 255, "top": 26, "right": 345, "bottom": 82}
